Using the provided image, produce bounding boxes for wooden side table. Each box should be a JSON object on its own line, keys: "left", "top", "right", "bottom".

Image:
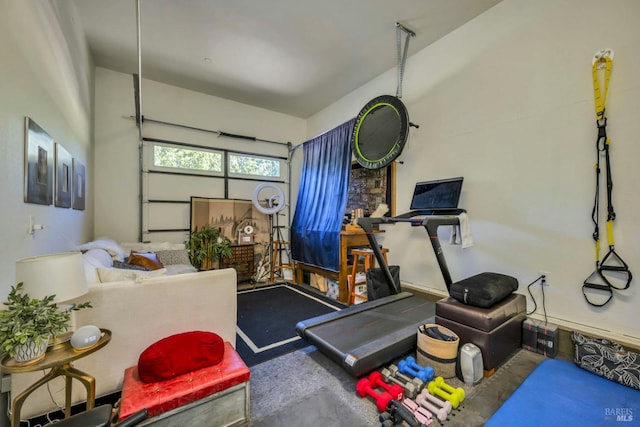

{"left": 349, "top": 247, "right": 389, "bottom": 305}
{"left": 0, "top": 328, "right": 111, "bottom": 427}
{"left": 221, "top": 244, "right": 255, "bottom": 283}
{"left": 295, "top": 229, "right": 384, "bottom": 303}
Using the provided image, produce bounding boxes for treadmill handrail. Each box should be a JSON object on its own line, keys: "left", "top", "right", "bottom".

{"left": 395, "top": 208, "right": 466, "bottom": 219}
{"left": 357, "top": 213, "right": 463, "bottom": 293}
{"left": 357, "top": 217, "right": 401, "bottom": 295}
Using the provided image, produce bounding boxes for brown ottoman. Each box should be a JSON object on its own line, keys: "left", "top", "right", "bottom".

{"left": 435, "top": 293, "right": 525, "bottom": 372}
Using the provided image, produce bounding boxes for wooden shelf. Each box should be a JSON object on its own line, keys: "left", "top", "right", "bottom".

{"left": 221, "top": 244, "right": 255, "bottom": 283}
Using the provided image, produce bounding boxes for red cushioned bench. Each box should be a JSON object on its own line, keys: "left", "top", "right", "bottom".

{"left": 119, "top": 342, "right": 250, "bottom": 426}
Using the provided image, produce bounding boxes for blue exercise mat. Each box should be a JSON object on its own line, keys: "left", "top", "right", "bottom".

{"left": 486, "top": 359, "right": 640, "bottom": 426}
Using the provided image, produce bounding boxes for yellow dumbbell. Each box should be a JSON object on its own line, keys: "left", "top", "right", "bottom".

{"left": 427, "top": 377, "right": 465, "bottom": 409}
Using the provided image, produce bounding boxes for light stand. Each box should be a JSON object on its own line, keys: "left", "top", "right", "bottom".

{"left": 267, "top": 211, "right": 274, "bottom": 278}
{"left": 271, "top": 212, "right": 290, "bottom": 280}
{"left": 265, "top": 198, "right": 290, "bottom": 282}
{"left": 251, "top": 184, "right": 287, "bottom": 284}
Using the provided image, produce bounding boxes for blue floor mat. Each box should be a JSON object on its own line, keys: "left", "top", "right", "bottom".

{"left": 486, "top": 359, "right": 640, "bottom": 426}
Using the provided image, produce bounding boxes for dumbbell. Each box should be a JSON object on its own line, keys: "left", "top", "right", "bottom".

{"left": 419, "top": 388, "right": 452, "bottom": 414}
{"left": 381, "top": 366, "right": 423, "bottom": 398}
{"left": 356, "top": 377, "right": 393, "bottom": 412}
{"left": 398, "top": 356, "right": 435, "bottom": 382}
{"left": 433, "top": 376, "right": 465, "bottom": 403}
{"left": 416, "top": 389, "right": 448, "bottom": 422}
{"left": 402, "top": 397, "right": 433, "bottom": 426}
{"left": 398, "top": 359, "right": 433, "bottom": 384}
{"left": 378, "top": 411, "right": 394, "bottom": 427}
{"left": 387, "top": 399, "right": 421, "bottom": 427}
{"left": 369, "top": 371, "right": 404, "bottom": 401}
{"left": 390, "top": 364, "right": 425, "bottom": 388}
{"left": 427, "top": 377, "right": 465, "bottom": 409}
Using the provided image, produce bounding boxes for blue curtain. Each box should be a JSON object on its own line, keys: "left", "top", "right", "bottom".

{"left": 291, "top": 119, "right": 355, "bottom": 271}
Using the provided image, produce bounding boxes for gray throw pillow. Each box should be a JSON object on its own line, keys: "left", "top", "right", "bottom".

{"left": 113, "top": 260, "right": 149, "bottom": 271}
{"left": 155, "top": 249, "right": 191, "bottom": 266}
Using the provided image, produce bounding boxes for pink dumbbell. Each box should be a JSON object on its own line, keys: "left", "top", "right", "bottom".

{"left": 416, "top": 389, "right": 448, "bottom": 422}
{"left": 402, "top": 398, "right": 433, "bottom": 426}
{"left": 420, "top": 388, "right": 452, "bottom": 414}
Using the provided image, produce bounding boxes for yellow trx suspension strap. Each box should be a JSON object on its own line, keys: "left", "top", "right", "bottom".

{"left": 582, "top": 49, "right": 632, "bottom": 307}
{"left": 592, "top": 49, "right": 612, "bottom": 121}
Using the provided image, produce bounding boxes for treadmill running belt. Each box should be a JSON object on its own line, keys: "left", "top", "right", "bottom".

{"left": 296, "top": 293, "right": 435, "bottom": 377}
{"left": 309, "top": 296, "right": 433, "bottom": 351}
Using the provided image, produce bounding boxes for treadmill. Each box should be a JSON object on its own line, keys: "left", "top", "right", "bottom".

{"left": 296, "top": 211, "right": 464, "bottom": 377}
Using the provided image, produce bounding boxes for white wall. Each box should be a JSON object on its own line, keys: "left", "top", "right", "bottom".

{"left": 0, "top": 0, "right": 93, "bottom": 301}
{"left": 94, "top": 67, "right": 307, "bottom": 243}
{"left": 308, "top": 0, "right": 640, "bottom": 344}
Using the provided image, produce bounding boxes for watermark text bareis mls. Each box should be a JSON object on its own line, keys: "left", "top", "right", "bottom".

{"left": 605, "top": 407, "right": 633, "bottom": 422}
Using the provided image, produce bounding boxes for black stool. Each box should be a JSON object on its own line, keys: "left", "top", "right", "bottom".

{"left": 52, "top": 405, "right": 147, "bottom": 427}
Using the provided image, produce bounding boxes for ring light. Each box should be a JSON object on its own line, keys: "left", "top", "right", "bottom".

{"left": 252, "top": 182, "right": 285, "bottom": 215}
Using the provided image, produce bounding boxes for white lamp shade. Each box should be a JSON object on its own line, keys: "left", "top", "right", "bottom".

{"left": 16, "top": 252, "right": 88, "bottom": 303}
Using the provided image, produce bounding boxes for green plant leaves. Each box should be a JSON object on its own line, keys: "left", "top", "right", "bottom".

{"left": 0, "top": 283, "right": 91, "bottom": 358}
{"left": 186, "top": 224, "right": 233, "bottom": 269}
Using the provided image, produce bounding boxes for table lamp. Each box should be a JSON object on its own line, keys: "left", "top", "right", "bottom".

{"left": 15, "top": 252, "right": 88, "bottom": 347}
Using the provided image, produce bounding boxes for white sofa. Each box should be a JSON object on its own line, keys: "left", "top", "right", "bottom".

{"left": 11, "top": 243, "right": 238, "bottom": 419}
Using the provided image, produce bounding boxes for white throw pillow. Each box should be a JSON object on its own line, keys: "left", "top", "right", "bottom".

{"left": 120, "top": 242, "right": 185, "bottom": 253}
{"left": 83, "top": 249, "right": 114, "bottom": 268}
{"left": 164, "top": 264, "right": 198, "bottom": 275}
{"left": 77, "top": 238, "right": 127, "bottom": 261}
{"left": 82, "top": 249, "right": 114, "bottom": 284}
{"left": 97, "top": 267, "right": 168, "bottom": 283}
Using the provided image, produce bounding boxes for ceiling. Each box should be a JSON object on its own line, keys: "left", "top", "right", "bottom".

{"left": 70, "top": 0, "right": 502, "bottom": 118}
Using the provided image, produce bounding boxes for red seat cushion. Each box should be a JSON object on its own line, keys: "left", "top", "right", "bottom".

{"left": 120, "top": 341, "right": 250, "bottom": 420}
{"left": 137, "top": 331, "right": 224, "bottom": 383}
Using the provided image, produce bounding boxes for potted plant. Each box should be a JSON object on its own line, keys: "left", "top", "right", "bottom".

{"left": 0, "top": 283, "right": 92, "bottom": 363}
{"left": 186, "top": 224, "right": 233, "bottom": 270}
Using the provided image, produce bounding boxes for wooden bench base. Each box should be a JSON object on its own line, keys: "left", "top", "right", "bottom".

{"left": 137, "top": 381, "right": 249, "bottom": 427}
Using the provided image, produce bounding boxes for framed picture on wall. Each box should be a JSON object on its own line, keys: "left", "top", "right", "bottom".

{"left": 72, "top": 159, "right": 86, "bottom": 210}
{"left": 24, "top": 117, "right": 54, "bottom": 205}
{"left": 190, "top": 197, "right": 269, "bottom": 245}
{"left": 54, "top": 143, "right": 72, "bottom": 208}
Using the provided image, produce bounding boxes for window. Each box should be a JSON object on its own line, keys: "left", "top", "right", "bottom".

{"left": 151, "top": 143, "right": 222, "bottom": 175}
{"left": 148, "top": 142, "right": 282, "bottom": 179}
{"left": 229, "top": 153, "right": 281, "bottom": 178}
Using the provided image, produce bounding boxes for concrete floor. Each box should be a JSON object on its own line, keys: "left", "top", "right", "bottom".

{"left": 249, "top": 343, "right": 552, "bottom": 426}
{"left": 246, "top": 282, "right": 576, "bottom": 426}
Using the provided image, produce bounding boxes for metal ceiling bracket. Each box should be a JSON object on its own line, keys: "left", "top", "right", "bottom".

{"left": 396, "top": 22, "right": 415, "bottom": 99}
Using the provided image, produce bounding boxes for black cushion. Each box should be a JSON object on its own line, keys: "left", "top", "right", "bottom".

{"left": 449, "top": 272, "right": 518, "bottom": 308}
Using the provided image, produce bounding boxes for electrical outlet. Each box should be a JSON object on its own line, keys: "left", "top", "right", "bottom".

{"left": 539, "top": 271, "right": 549, "bottom": 286}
